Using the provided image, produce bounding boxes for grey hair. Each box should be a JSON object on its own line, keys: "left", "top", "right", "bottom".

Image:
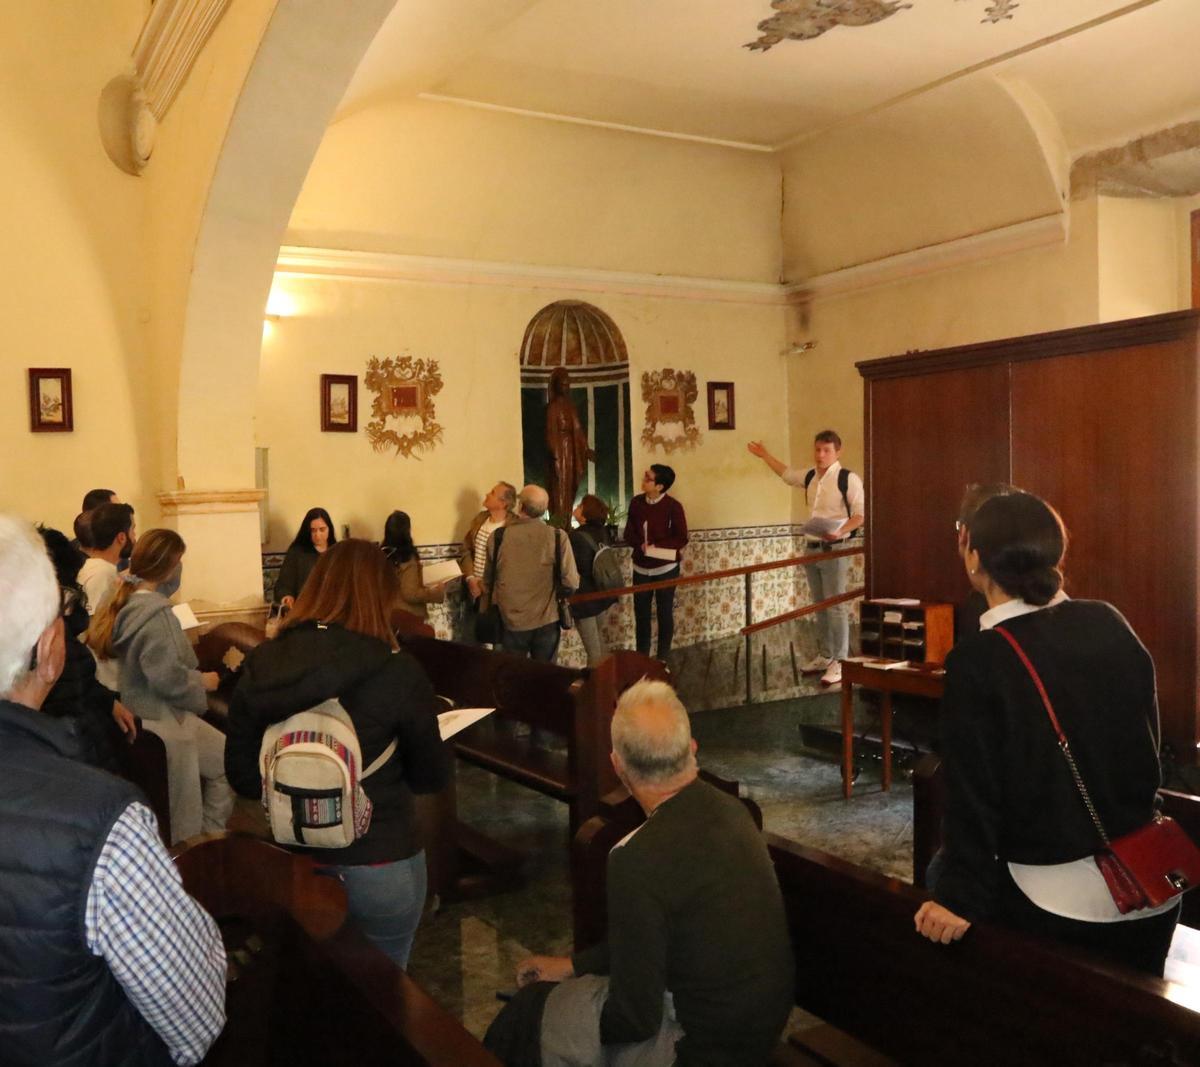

{"left": 518, "top": 485, "right": 550, "bottom": 519}
{"left": 0, "top": 514, "right": 59, "bottom": 695}
{"left": 497, "top": 481, "right": 517, "bottom": 509}
{"left": 611, "top": 679, "right": 694, "bottom": 785}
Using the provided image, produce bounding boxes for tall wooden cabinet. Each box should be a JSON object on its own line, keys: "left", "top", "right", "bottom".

{"left": 858, "top": 309, "right": 1200, "bottom": 761}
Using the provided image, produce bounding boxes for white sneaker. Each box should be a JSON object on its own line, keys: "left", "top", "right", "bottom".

{"left": 799, "top": 655, "right": 831, "bottom": 675}
{"left": 820, "top": 660, "right": 843, "bottom": 686}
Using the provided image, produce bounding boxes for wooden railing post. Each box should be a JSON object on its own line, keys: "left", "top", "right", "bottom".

{"left": 744, "top": 570, "right": 753, "bottom": 705}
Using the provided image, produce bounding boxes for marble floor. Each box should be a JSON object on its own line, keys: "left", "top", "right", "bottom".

{"left": 407, "top": 689, "right": 916, "bottom": 1039}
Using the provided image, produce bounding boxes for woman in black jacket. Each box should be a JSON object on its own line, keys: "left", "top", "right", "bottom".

{"left": 273, "top": 507, "right": 336, "bottom": 609}
{"left": 226, "top": 539, "right": 450, "bottom": 968}
{"left": 916, "top": 492, "right": 1178, "bottom": 976}
{"left": 568, "top": 495, "right": 616, "bottom": 667}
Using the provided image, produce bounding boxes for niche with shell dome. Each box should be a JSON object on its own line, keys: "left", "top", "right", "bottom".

{"left": 520, "top": 301, "right": 634, "bottom": 521}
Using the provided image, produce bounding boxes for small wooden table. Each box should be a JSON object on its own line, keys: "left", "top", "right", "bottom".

{"left": 839, "top": 659, "right": 945, "bottom": 798}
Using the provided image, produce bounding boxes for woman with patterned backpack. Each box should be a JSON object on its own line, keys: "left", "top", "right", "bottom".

{"left": 224, "top": 539, "right": 450, "bottom": 968}
{"left": 568, "top": 495, "right": 621, "bottom": 667}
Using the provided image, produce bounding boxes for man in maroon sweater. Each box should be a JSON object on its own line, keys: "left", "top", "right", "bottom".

{"left": 623, "top": 465, "right": 689, "bottom": 660}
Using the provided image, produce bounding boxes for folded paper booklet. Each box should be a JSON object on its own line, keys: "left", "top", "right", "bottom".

{"left": 643, "top": 545, "right": 678, "bottom": 562}
{"left": 800, "top": 516, "right": 847, "bottom": 538}
{"left": 421, "top": 560, "right": 463, "bottom": 586}
{"left": 171, "top": 603, "right": 201, "bottom": 630}
{"left": 437, "top": 707, "right": 495, "bottom": 741}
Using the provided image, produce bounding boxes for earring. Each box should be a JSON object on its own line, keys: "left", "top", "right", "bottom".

{"left": 969, "top": 568, "right": 978, "bottom": 575}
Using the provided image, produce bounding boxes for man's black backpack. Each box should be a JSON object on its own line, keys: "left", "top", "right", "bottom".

{"left": 803, "top": 468, "right": 860, "bottom": 534}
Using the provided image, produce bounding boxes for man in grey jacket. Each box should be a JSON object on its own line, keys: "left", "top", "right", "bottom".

{"left": 484, "top": 485, "right": 580, "bottom": 662}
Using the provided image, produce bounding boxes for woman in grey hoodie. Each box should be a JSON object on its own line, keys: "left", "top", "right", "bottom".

{"left": 88, "top": 529, "right": 233, "bottom": 843}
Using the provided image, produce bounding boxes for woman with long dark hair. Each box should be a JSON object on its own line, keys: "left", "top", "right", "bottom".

{"left": 916, "top": 491, "right": 1178, "bottom": 976}
{"left": 87, "top": 529, "right": 231, "bottom": 843}
{"left": 381, "top": 510, "right": 446, "bottom": 622}
{"left": 225, "top": 539, "right": 450, "bottom": 968}
{"left": 274, "top": 507, "right": 336, "bottom": 609}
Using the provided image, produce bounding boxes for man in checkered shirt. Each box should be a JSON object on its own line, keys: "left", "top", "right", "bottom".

{"left": 0, "top": 513, "right": 226, "bottom": 1066}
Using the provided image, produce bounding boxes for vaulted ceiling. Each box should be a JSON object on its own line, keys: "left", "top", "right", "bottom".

{"left": 337, "top": 0, "right": 1200, "bottom": 154}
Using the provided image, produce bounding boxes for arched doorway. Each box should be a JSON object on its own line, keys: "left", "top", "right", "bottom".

{"left": 519, "top": 301, "right": 634, "bottom": 520}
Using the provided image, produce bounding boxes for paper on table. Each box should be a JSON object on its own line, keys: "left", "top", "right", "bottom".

{"left": 421, "top": 560, "right": 463, "bottom": 586}
{"left": 172, "top": 603, "right": 200, "bottom": 630}
{"left": 438, "top": 707, "right": 495, "bottom": 741}
{"left": 643, "top": 545, "right": 677, "bottom": 562}
{"left": 872, "top": 598, "right": 920, "bottom": 606}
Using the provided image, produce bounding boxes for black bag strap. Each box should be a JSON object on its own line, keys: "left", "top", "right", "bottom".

{"left": 803, "top": 467, "right": 854, "bottom": 518}
{"left": 552, "top": 526, "right": 564, "bottom": 592}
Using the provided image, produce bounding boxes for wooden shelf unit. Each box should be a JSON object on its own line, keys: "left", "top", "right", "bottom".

{"left": 858, "top": 600, "right": 953, "bottom": 664}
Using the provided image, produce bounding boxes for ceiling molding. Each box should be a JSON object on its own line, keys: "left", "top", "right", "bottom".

{"left": 275, "top": 247, "right": 794, "bottom": 305}
{"left": 134, "top": 0, "right": 233, "bottom": 120}
{"left": 787, "top": 212, "right": 1068, "bottom": 300}
{"left": 417, "top": 93, "right": 775, "bottom": 153}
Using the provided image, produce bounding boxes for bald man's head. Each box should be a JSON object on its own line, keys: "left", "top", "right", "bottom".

{"left": 519, "top": 484, "right": 550, "bottom": 519}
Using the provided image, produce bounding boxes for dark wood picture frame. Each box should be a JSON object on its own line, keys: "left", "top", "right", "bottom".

{"left": 28, "top": 368, "right": 73, "bottom": 432}
{"left": 320, "top": 374, "right": 357, "bottom": 433}
{"left": 707, "top": 381, "right": 735, "bottom": 430}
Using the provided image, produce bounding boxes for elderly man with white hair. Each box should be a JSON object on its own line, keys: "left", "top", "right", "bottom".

{"left": 482, "top": 483, "right": 580, "bottom": 662}
{"left": 0, "top": 514, "right": 226, "bottom": 1066}
{"left": 508, "top": 680, "right": 793, "bottom": 1067}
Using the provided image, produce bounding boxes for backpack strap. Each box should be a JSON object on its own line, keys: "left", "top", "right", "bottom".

{"left": 362, "top": 738, "right": 398, "bottom": 779}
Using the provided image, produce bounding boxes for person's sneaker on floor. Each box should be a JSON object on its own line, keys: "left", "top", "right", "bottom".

{"left": 820, "top": 660, "right": 843, "bottom": 686}
{"left": 799, "top": 655, "right": 830, "bottom": 674}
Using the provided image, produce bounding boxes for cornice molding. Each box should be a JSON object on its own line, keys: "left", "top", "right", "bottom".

{"left": 786, "top": 212, "right": 1068, "bottom": 301}
{"left": 158, "top": 489, "right": 266, "bottom": 516}
{"left": 275, "top": 247, "right": 795, "bottom": 306}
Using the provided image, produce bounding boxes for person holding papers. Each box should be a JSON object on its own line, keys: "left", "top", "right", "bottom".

{"left": 86, "top": 529, "right": 232, "bottom": 844}
{"left": 382, "top": 510, "right": 449, "bottom": 621}
{"left": 623, "top": 465, "right": 689, "bottom": 661}
{"left": 748, "top": 430, "right": 864, "bottom": 686}
{"left": 224, "top": 540, "right": 450, "bottom": 969}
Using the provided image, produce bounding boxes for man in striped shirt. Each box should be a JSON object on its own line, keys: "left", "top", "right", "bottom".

{"left": 0, "top": 512, "right": 226, "bottom": 1066}
{"left": 457, "top": 481, "right": 516, "bottom": 642}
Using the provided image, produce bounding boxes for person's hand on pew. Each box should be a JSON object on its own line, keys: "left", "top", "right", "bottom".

{"left": 112, "top": 701, "right": 138, "bottom": 741}
{"left": 914, "top": 901, "right": 971, "bottom": 944}
{"left": 516, "top": 955, "right": 574, "bottom": 988}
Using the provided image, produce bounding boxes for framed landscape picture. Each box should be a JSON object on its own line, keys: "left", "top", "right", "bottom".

{"left": 707, "top": 381, "right": 735, "bottom": 430}
{"left": 321, "top": 374, "right": 357, "bottom": 432}
{"left": 28, "top": 368, "right": 73, "bottom": 432}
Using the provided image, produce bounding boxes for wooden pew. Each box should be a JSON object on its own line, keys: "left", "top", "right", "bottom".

{"left": 112, "top": 719, "right": 172, "bottom": 844}
{"left": 401, "top": 638, "right": 669, "bottom": 835}
{"left": 172, "top": 832, "right": 500, "bottom": 1067}
{"left": 572, "top": 790, "right": 1200, "bottom": 1066}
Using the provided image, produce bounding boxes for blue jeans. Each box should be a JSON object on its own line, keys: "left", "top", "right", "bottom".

{"left": 502, "top": 620, "right": 561, "bottom": 662}
{"left": 326, "top": 851, "right": 427, "bottom": 969}
{"left": 633, "top": 566, "right": 679, "bottom": 659}
{"left": 804, "top": 552, "right": 850, "bottom": 661}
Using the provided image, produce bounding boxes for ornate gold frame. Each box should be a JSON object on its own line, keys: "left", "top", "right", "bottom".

{"left": 641, "top": 368, "right": 701, "bottom": 453}
{"left": 364, "top": 355, "right": 444, "bottom": 458}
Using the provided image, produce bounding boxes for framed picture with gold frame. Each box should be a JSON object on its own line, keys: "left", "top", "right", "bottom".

{"left": 320, "top": 374, "right": 357, "bottom": 432}
{"left": 28, "top": 368, "right": 73, "bottom": 432}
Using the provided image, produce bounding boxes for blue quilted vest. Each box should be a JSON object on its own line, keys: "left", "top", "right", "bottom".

{"left": 0, "top": 700, "right": 174, "bottom": 1066}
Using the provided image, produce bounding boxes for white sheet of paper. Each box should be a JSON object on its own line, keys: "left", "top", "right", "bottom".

{"left": 172, "top": 603, "right": 200, "bottom": 630}
{"left": 871, "top": 598, "right": 921, "bottom": 606}
{"left": 801, "top": 516, "right": 846, "bottom": 538}
{"left": 644, "top": 545, "right": 677, "bottom": 561}
{"left": 438, "top": 707, "right": 495, "bottom": 741}
{"left": 421, "top": 560, "right": 463, "bottom": 586}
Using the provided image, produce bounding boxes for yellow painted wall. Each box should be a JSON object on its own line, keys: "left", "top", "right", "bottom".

{"left": 782, "top": 196, "right": 1100, "bottom": 518}
{"left": 1097, "top": 196, "right": 1184, "bottom": 322}
{"left": 257, "top": 276, "right": 791, "bottom": 549}
{"left": 289, "top": 98, "right": 783, "bottom": 283}
{"left": 0, "top": 2, "right": 154, "bottom": 535}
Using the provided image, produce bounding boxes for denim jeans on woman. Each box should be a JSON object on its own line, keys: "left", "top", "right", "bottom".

{"left": 324, "top": 851, "right": 428, "bottom": 969}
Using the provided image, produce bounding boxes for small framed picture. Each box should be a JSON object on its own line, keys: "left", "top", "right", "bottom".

{"left": 29, "top": 368, "right": 73, "bottom": 432}
{"left": 707, "top": 381, "right": 735, "bottom": 430}
{"left": 321, "top": 374, "right": 357, "bottom": 432}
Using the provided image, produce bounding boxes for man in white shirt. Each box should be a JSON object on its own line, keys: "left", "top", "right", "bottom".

{"left": 748, "top": 430, "right": 864, "bottom": 685}
{"left": 78, "top": 502, "right": 136, "bottom": 617}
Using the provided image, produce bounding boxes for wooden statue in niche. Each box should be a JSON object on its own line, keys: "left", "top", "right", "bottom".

{"left": 545, "top": 367, "right": 594, "bottom": 525}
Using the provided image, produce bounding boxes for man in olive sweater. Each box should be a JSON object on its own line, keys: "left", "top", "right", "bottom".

{"left": 516, "top": 680, "right": 793, "bottom": 1066}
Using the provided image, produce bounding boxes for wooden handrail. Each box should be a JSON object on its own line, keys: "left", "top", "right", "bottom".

{"left": 568, "top": 542, "right": 864, "bottom": 604}
{"left": 740, "top": 586, "right": 865, "bottom": 636}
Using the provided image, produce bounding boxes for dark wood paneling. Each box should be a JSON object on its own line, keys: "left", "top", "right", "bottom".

{"left": 858, "top": 308, "right": 1200, "bottom": 381}
{"left": 1012, "top": 342, "right": 1199, "bottom": 755}
{"left": 1192, "top": 210, "right": 1200, "bottom": 310}
{"left": 866, "top": 363, "right": 1010, "bottom": 603}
